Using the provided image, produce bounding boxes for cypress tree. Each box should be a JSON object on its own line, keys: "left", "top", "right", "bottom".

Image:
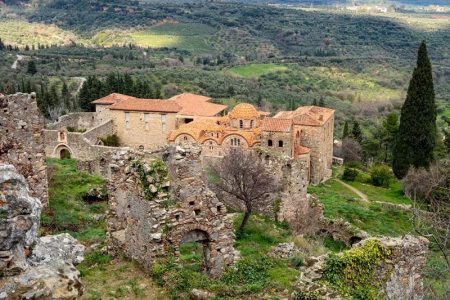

{"left": 392, "top": 41, "right": 437, "bottom": 178}
{"left": 352, "top": 120, "right": 363, "bottom": 143}
{"left": 343, "top": 121, "right": 350, "bottom": 139}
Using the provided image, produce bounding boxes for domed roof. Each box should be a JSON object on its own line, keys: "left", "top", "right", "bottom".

{"left": 228, "top": 103, "right": 259, "bottom": 119}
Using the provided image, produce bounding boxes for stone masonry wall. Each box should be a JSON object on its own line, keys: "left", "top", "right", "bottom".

{"left": 0, "top": 93, "right": 48, "bottom": 205}
{"left": 296, "top": 235, "right": 429, "bottom": 300}
{"left": 106, "top": 145, "right": 235, "bottom": 277}
{"left": 46, "top": 112, "right": 101, "bottom": 131}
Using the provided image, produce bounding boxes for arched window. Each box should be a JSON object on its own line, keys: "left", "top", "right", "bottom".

{"left": 183, "top": 136, "right": 188, "bottom": 141}
{"left": 268, "top": 139, "right": 273, "bottom": 147}
{"left": 239, "top": 120, "right": 243, "bottom": 129}
{"left": 278, "top": 140, "right": 284, "bottom": 147}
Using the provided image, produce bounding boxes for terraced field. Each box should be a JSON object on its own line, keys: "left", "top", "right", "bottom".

{"left": 229, "top": 63, "right": 288, "bottom": 78}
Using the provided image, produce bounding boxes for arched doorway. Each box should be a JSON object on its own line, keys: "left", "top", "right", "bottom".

{"left": 178, "top": 229, "right": 211, "bottom": 273}
{"left": 60, "top": 148, "right": 71, "bottom": 159}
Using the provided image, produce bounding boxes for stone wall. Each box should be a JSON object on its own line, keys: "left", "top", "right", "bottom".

{"left": 83, "top": 120, "right": 115, "bottom": 144}
{"left": 46, "top": 112, "right": 101, "bottom": 131}
{"left": 295, "top": 116, "right": 334, "bottom": 185}
{"left": 111, "top": 109, "right": 178, "bottom": 150}
{"left": 43, "top": 128, "right": 127, "bottom": 161}
{"left": 0, "top": 93, "right": 48, "bottom": 204}
{"left": 296, "top": 235, "right": 429, "bottom": 300}
{"left": 106, "top": 145, "right": 235, "bottom": 277}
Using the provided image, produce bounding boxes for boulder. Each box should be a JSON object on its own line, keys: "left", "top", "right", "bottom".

{"left": 30, "top": 233, "right": 85, "bottom": 266}
{"left": 0, "top": 164, "right": 42, "bottom": 275}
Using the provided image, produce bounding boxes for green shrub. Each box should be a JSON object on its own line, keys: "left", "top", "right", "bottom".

{"left": 289, "top": 256, "right": 304, "bottom": 268}
{"left": 355, "top": 172, "right": 371, "bottom": 184}
{"left": 342, "top": 167, "right": 359, "bottom": 181}
{"left": 344, "top": 160, "right": 364, "bottom": 169}
{"left": 369, "top": 164, "right": 393, "bottom": 188}
{"left": 100, "top": 134, "right": 120, "bottom": 147}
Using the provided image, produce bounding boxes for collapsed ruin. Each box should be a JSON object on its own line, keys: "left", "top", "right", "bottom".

{"left": 0, "top": 93, "right": 48, "bottom": 205}
{"left": 105, "top": 145, "right": 236, "bottom": 277}
{"left": 0, "top": 164, "right": 85, "bottom": 299}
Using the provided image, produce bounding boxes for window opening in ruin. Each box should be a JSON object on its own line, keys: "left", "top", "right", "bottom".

{"left": 239, "top": 120, "right": 243, "bottom": 128}
{"left": 194, "top": 209, "right": 201, "bottom": 216}
{"left": 138, "top": 145, "right": 144, "bottom": 151}
{"left": 175, "top": 215, "right": 180, "bottom": 221}
{"left": 217, "top": 206, "right": 222, "bottom": 213}
{"left": 268, "top": 139, "right": 273, "bottom": 147}
{"left": 144, "top": 113, "right": 150, "bottom": 130}
{"left": 278, "top": 140, "right": 284, "bottom": 147}
{"left": 184, "top": 136, "right": 188, "bottom": 141}
{"left": 250, "top": 120, "right": 253, "bottom": 128}
{"left": 185, "top": 118, "right": 193, "bottom": 124}
{"left": 179, "top": 230, "right": 211, "bottom": 274}
{"left": 189, "top": 201, "right": 195, "bottom": 206}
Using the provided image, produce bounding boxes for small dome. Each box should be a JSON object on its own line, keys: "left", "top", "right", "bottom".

{"left": 228, "top": 103, "right": 259, "bottom": 119}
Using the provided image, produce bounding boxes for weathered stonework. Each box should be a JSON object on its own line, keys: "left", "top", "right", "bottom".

{"left": 0, "top": 93, "right": 48, "bottom": 204}
{"left": 0, "top": 164, "right": 85, "bottom": 299}
{"left": 295, "top": 235, "right": 429, "bottom": 300}
{"left": 106, "top": 145, "right": 235, "bottom": 277}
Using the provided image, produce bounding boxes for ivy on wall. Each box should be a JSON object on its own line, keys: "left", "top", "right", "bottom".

{"left": 321, "top": 239, "right": 392, "bottom": 299}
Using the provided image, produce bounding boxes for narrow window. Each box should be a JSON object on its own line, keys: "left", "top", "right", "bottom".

{"left": 239, "top": 120, "right": 243, "bottom": 129}
{"left": 144, "top": 113, "right": 149, "bottom": 130}
{"left": 161, "top": 114, "right": 167, "bottom": 132}
{"left": 183, "top": 136, "right": 188, "bottom": 141}
{"left": 125, "top": 112, "right": 130, "bottom": 129}
{"left": 268, "top": 139, "right": 273, "bottom": 147}
{"left": 237, "top": 138, "right": 240, "bottom": 146}
{"left": 278, "top": 140, "right": 284, "bottom": 147}
{"left": 250, "top": 120, "right": 253, "bottom": 128}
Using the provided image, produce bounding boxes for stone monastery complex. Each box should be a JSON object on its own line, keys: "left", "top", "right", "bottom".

{"left": 46, "top": 92, "right": 335, "bottom": 185}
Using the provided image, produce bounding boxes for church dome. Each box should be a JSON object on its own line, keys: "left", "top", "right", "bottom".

{"left": 228, "top": 103, "right": 259, "bottom": 119}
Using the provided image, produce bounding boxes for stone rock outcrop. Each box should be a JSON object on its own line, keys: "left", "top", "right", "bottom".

{"left": 106, "top": 145, "right": 235, "bottom": 278}
{"left": 0, "top": 165, "right": 84, "bottom": 299}
{"left": 268, "top": 242, "right": 300, "bottom": 259}
{"left": 0, "top": 164, "right": 41, "bottom": 275}
{"left": 295, "top": 235, "right": 429, "bottom": 300}
{"left": 0, "top": 93, "right": 48, "bottom": 205}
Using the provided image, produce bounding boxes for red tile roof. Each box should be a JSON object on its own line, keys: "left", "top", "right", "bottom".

{"left": 109, "top": 98, "right": 181, "bottom": 113}
{"left": 169, "top": 93, "right": 227, "bottom": 117}
{"left": 92, "top": 93, "right": 135, "bottom": 105}
{"left": 260, "top": 118, "right": 292, "bottom": 132}
{"left": 274, "top": 106, "right": 334, "bottom": 126}
{"left": 295, "top": 145, "right": 311, "bottom": 156}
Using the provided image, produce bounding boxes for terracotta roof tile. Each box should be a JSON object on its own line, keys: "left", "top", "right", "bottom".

{"left": 275, "top": 106, "right": 334, "bottom": 126}
{"left": 109, "top": 98, "right": 181, "bottom": 113}
{"left": 92, "top": 93, "right": 135, "bottom": 105}
{"left": 260, "top": 118, "right": 292, "bottom": 132}
{"left": 229, "top": 103, "right": 260, "bottom": 119}
{"left": 169, "top": 93, "right": 227, "bottom": 117}
{"left": 295, "top": 145, "right": 311, "bottom": 156}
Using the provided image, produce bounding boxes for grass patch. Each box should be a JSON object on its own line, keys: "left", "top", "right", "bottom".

{"left": 347, "top": 180, "right": 412, "bottom": 205}
{"left": 43, "top": 158, "right": 106, "bottom": 244}
{"left": 308, "top": 179, "right": 413, "bottom": 236}
{"left": 229, "top": 63, "right": 288, "bottom": 78}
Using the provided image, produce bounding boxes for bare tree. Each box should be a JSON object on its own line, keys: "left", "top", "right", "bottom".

{"left": 341, "top": 138, "right": 362, "bottom": 163}
{"left": 403, "top": 160, "right": 450, "bottom": 269}
{"left": 211, "top": 148, "right": 278, "bottom": 233}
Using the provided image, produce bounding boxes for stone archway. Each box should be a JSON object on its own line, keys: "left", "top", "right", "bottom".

{"left": 54, "top": 145, "right": 72, "bottom": 159}
{"left": 179, "top": 229, "right": 212, "bottom": 274}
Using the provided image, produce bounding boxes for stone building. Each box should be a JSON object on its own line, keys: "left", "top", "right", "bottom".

{"left": 0, "top": 93, "right": 48, "bottom": 204}
{"left": 169, "top": 103, "right": 334, "bottom": 184}
{"left": 105, "top": 145, "right": 236, "bottom": 277}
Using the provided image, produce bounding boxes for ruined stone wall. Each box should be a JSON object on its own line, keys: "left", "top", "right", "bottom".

{"left": 46, "top": 112, "right": 101, "bottom": 130}
{"left": 43, "top": 129, "right": 125, "bottom": 160}
{"left": 95, "top": 104, "right": 113, "bottom": 124}
{"left": 106, "top": 145, "right": 235, "bottom": 277}
{"left": 0, "top": 93, "right": 48, "bottom": 204}
{"left": 83, "top": 120, "right": 115, "bottom": 144}
{"left": 296, "top": 235, "right": 429, "bottom": 300}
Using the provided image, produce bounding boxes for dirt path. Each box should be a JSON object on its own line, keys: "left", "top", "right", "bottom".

{"left": 11, "top": 54, "right": 24, "bottom": 69}
{"left": 336, "top": 179, "right": 369, "bottom": 202}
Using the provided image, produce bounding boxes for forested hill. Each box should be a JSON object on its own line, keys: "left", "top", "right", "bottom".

{"left": 4, "top": 0, "right": 449, "bottom": 62}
